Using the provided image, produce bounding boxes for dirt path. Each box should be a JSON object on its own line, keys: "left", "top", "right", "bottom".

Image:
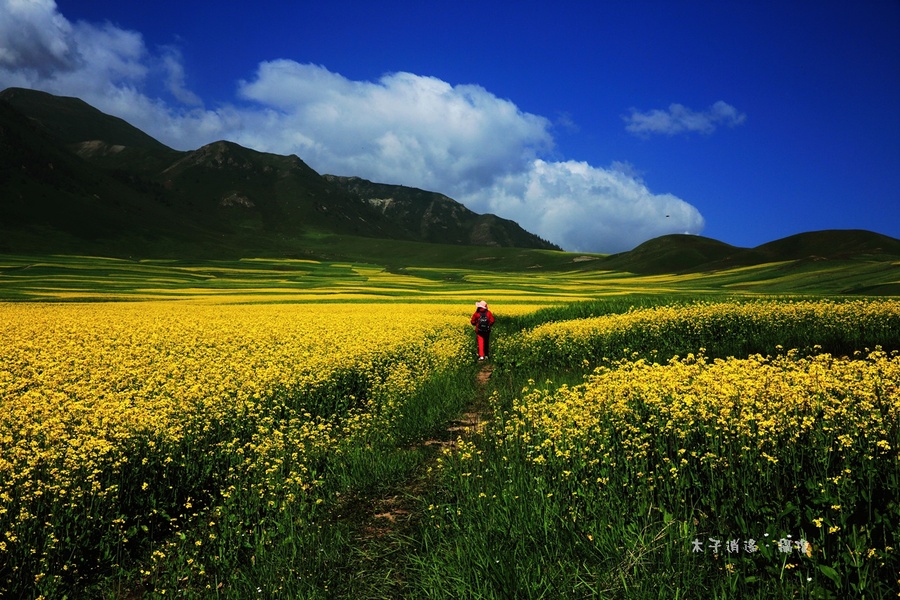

{"left": 424, "top": 362, "right": 492, "bottom": 450}
{"left": 338, "top": 362, "right": 494, "bottom": 593}
{"left": 362, "top": 362, "right": 492, "bottom": 527}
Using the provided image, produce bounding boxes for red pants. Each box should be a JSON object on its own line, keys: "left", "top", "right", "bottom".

{"left": 476, "top": 332, "right": 490, "bottom": 357}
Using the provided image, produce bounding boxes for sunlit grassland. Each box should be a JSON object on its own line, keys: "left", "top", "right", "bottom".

{"left": 2, "top": 253, "right": 898, "bottom": 302}
{"left": 0, "top": 255, "right": 558, "bottom": 303}
{"left": 2, "top": 251, "right": 900, "bottom": 598}
{"left": 417, "top": 298, "right": 900, "bottom": 599}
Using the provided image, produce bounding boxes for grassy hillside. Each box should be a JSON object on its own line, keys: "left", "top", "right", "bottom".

{"left": 1, "top": 238, "right": 897, "bottom": 302}
{"left": 0, "top": 87, "right": 557, "bottom": 256}
{"left": 2, "top": 88, "right": 898, "bottom": 295}
{"left": 0, "top": 87, "right": 172, "bottom": 151}
{"left": 598, "top": 234, "right": 743, "bottom": 274}
{"left": 325, "top": 176, "right": 560, "bottom": 249}
{"left": 598, "top": 230, "right": 900, "bottom": 275}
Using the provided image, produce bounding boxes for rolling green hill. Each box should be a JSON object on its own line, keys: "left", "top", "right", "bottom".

{"left": 598, "top": 234, "right": 743, "bottom": 274}
{"left": 597, "top": 230, "right": 900, "bottom": 276}
{"left": 1, "top": 87, "right": 899, "bottom": 291}
{"left": 753, "top": 229, "right": 900, "bottom": 261}
{"left": 0, "top": 87, "right": 558, "bottom": 258}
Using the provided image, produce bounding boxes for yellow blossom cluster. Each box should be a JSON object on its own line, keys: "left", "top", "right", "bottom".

{"left": 511, "top": 298, "right": 900, "bottom": 365}
{"left": 0, "top": 301, "right": 470, "bottom": 593}
{"left": 428, "top": 299, "right": 899, "bottom": 595}
{"left": 507, "top": 349, "right": 900, "bottom": 473}
{"left": 486, "top": 344, "right": 900, "bottom": 579}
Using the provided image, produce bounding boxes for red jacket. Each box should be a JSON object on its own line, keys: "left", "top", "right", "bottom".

{"left": 471, "top": 308, "right": 495, "bottom": 331}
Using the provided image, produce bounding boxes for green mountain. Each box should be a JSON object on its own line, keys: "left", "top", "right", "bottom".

{"left": 0, "top": 95, "right": 188, "bottom": 253}
{"left": 2, "top": 87, "right": 899, "bottom": 280}
{"left": 0, "top": 86, "right": 171, "bottom": 151}
{"left": 0, "top": 87, "right": 559, "bottom": 257}
{"left": 598, "top": 234, "right": 742, "bottom": 274}
{"left": 324, "top": 175, "right": 558, "bottom": 248}
{"left": 599, "top": 230, "right": 900, "bottom": 275}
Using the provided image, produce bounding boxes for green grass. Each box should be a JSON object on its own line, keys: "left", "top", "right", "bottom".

{"left": 411, "top": 299, "right": 900, "bottom": 599}
{"left": 2, "top": 246, "right": 899, "bottom": 302}
{"left": 3, "top": 251, "right": 900, "bottom": 599}
{"left": 105, "top": 364, "right": 478, "bottom": 600}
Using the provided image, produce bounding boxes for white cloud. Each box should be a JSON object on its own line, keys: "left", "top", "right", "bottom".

{"left": 0, "top": 0, "right": 75, "bottom": 74}
{"left": 624, "top": 101, "right": 746, "bottom": 136}
{"left": 229, "top": 63, "right": 704, "bottom": 251}
{"left": 161, "top": 47, "right": 202, "bottom": 107}
{"left": 461, "top": 160, "right": 705, "bottom": 253}
{"left": 0, "top": 0, "right": 147, "bottom": 91}
{"left": 233, "top": 60, "right": 553, "bottom": 195}
{"left": 0, "top": 0, "right": 707, "bottom": 253}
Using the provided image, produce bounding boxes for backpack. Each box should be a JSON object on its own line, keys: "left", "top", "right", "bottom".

{"left": 476, "top": 311, "right": 492, "bottom": 334}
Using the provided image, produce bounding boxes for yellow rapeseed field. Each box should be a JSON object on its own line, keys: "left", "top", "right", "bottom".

{"left": 4, "top": 297, "right": 899, "bottom": 596}
{"left": 0, "top": 301, "right": 473, "bottom": 592}
{"left": 507, "top": 349, "right": 900, "bottom": 478}
{"left": 439, "top": 298, "right": 900, "bottom": 594}
{"left": 518, "top": 299, "right": 900, "bottom": 354}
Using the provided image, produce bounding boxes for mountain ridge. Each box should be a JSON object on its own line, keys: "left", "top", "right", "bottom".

{"left": 323, "top": 175, "right": 559, "bottom": 249}
{"left": 0, "top": 87, "right": 559, "bottom": 257}
{"left": 2, "top": 87, "right": 899, "bottom": 276}
{"left": 597, "top": 229, "right": 900, "bottom": 275}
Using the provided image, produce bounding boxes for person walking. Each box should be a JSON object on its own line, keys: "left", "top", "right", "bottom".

{"left": 470, "top": 300, "right": 495, "bottom": 361}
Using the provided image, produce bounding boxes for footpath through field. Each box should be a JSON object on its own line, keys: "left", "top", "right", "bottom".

{"left": 333, "top": 362, "right": 494, "bottom": 594}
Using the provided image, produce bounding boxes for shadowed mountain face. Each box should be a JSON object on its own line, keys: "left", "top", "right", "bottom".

{"left": 2, "top": 87, "right": 898, "bottom": 272}
{"left": 323, "top": 176, "right": 559, "bottom": 249}
{"left": 0, "top": 87, "right": 559, "bottom": 257}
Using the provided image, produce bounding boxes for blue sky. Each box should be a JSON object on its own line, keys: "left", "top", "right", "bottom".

{"left": 1, "top": 0, "right": 898, "bottom": 253}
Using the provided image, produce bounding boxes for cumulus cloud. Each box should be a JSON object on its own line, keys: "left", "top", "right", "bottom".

{"left": 0, "top": 0, "right": 75, "bottom": 74}
{"left": 161, "top": 47, "right": 202, "bottom": 106}
{"left": 624, "top": 101, "right": 746, "bottom": 136}
{"left": 0, "top": 0, "right": 707, "bottom": 253}
{"left": 0, "top": 0, "right": 147, "bottom": 90}
{"left": 232, "top": 60, "right": 554, "bottom": 196}
{"left": 0, "top": 0, "right": 200, "bottom": 140}
{"left": 461, "top": 160, "right": 705, "bottom": 253}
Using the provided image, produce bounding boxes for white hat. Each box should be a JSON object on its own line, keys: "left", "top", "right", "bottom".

{"left": 475, "top": 301, "right": 488, "bottom": 309}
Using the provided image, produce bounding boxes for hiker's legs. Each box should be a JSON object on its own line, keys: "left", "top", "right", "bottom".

{"left": 477, "top": 333, "right": 486, "bottom": 358}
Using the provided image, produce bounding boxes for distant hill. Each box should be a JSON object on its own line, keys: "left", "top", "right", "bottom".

{"left": 598, "top": 230, "right": 900, "bottom": 275}
{"left": 2, "top": 87, "right": 898, "bottom": 274}
{"left": 752, "top": 229, "right": 900, "bottom": 262}
{"left": 599, "top": 234, "right": 743, "bottom": 274}
{"left": 0, "top": 87, "right": 559, "bottom": 257}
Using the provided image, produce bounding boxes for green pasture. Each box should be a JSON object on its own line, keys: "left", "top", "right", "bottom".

{"left": 1, "top": 250, "right": 897, "bottom": 302}
{"left": 411, "top": 299, "right": 900, "bottom": 600}
{"left": 3, "top": 248, "right": 900, "bottom": 599}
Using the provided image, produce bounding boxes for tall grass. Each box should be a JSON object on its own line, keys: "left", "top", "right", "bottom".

{"left": 5, "top": 296, "right": 899, "bottom": 598}
{"left": 411, "top": 298, "right": 900, "bottom": 599}
{"left": 0, "top": 303, "right": 476, "bottom": 598}
{"left": 135, "top": 362, "right": 480, "bottom": 599}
